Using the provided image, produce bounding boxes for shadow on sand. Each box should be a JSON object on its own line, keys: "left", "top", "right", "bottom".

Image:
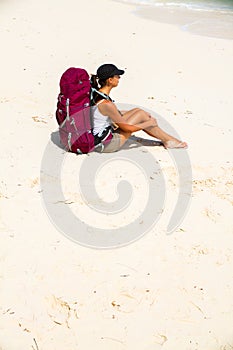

{"left": 50, "top": 130, "right": 163, "bottom": 153}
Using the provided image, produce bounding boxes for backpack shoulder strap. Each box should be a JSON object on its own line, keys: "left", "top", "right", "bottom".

{"left": 91, "top": 88, "right": 114, "bottom": 102}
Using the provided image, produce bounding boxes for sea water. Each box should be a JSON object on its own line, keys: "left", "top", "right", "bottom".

{"left": 118, "top": 0, "right": 233, "bottom": 13}
{"left": 116, "top": 0, "right": 233, "bottom": 38}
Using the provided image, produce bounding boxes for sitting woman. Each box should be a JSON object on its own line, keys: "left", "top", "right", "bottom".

{"left": 90, "top": 63, "right": 187, "bottom": 153}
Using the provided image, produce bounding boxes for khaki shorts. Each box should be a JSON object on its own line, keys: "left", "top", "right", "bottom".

{"left": 95, "top": 132, "right": 122, "bottom": 153}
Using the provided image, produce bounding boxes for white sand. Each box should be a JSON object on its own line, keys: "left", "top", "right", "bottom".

{"left": 0, "top": 0, "right": 233, "bottom": 349}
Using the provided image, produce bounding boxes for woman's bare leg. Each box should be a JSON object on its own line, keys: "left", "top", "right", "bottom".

{"left": 117, "top": 130, "right": 132, "bottom": 147}
{"left": 143, "top": 126, "right": 187, "bottom": 149}
{"left": 122, "top": 109, "right": 187, "bottom": 148}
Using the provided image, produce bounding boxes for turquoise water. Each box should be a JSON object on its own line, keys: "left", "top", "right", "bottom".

{"left": 120, "top": 0, "right": 233, "bottom": 12}
{"left": 117, "top": 0, "right": 233, "bottom": 38}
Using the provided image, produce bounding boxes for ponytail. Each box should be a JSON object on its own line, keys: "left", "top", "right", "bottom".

{"left": 90, "top": 74, "right": 108, "bottom": 89}
{"left": 90, "top": 73, "right": 110, "bottom": 105}
{"left": 90, "top": 74, "right": 99, "bottom": 89}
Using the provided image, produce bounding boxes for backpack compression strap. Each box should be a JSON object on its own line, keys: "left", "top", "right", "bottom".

{"left": 59, "top": 98, "right": 70, "bottom": 128}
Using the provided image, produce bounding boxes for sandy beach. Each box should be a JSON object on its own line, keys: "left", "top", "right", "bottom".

{"left": 0, "top": 0, "right": 233, "bottom": 349}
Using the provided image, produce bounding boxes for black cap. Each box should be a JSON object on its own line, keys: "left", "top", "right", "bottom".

{"left": 97, "top": 64, "right": 125, "bottom": 80}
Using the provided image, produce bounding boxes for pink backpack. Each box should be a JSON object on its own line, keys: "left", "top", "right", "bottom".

{"left": 56, "top": 67, "right": 96, "bottom": 154}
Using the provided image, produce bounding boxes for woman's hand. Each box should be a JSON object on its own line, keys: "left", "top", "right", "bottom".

{"left": 98, "top": 101, "right": 141, "bottom": 132}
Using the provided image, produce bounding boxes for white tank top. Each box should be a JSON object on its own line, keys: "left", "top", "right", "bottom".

{"left": 92, "top": 100, "right": 112, "bottom": 136}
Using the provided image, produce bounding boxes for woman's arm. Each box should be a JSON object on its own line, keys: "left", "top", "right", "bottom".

{"left": 119, "top": 110, "right": 127, "bottom": 115}
{"left": 98, "top": 102, "right": 140, "bottom": 132}
{"left": 98, "top": 101, "right": 156, "bottom": 133}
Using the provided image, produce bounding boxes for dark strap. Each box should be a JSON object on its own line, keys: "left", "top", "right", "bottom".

{"left": 91, "top": 88, "right": 114, "bottom": 104}
{"left": 94, "top": 126, "right": 112, "bottom": 146}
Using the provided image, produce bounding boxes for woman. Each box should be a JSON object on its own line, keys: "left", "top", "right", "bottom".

{"left": 91, "top": 63, "right": 187, "bottom": 153}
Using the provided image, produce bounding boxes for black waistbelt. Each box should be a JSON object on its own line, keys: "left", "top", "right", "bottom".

{"left": 94, "top": 126, "right": 113, "bottom": 146}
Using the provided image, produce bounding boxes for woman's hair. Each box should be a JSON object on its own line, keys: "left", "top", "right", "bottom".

{"left": 90, "top": 74, "right": 110, "bottom": 89}
{"left": 90, "top": 74, "right": 99, "bottom": 89}
{"left": 90, "top": 74, "right": 113, "bottom": 105}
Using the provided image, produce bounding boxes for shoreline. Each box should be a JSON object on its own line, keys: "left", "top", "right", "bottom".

{"left": 115, "top": 0, "right": 233, "bottom": 39}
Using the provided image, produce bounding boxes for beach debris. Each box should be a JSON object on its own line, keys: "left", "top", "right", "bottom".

{"left": 0, "top": 98, "right": 10, "bottom": 103}
{"left": 53, "top": 199, "right": 75, "bottom": 205}
{"left": 203, "top": 207, "right": 217, "bottom": 222}
{"left": 101, "top": 336, "right": 124, "bottom": 344}
{"left": 32, "top": 116, "right": 47, "bottom": 123}
{"left": 148, "top": 96, "right": 155, "bottom": 99}
{"left": 3, "top": 308, "right": 12, "bottom": 314}
{"left": 189, "top": 340, "right": 199, "bottom": 347}
{"left": 46, "top": 295, "right": 78, "bottom": 328}
{"left": 192, "top": 245, "right": 208, "bottom": 255}
{"left": 29, "top": 177, "right": 39, "bottom": 188}
{"left": 189, "top": 301, "right": 205, "bottom": 315}
{"left": 111, "top": 292, "right": 140, "bottom": 313}
{"left": 53, "top": 320, "right": 62, "bottom": 325}
{"left": 153, "top": 333, "right": 168, "bottom": 345}
{"left": 111, "top": 301, "right": 120, "bottom": 308}
{"left": 120, "top": 293, "right": 135, "bottom": 300}
{"left": 194, "top": 286, "right": 204, "bottom": 291}
{"left": 19, "top": 323, "right": 30, "bottom": 332}
{"left": 116, "top": 263, "right": 138, "bottom": 272}
{"left": 192, "top": 173, "right": 233, "bottom": 205}
{"left": 32, "top": 338, "right": 39, "bottom": 350}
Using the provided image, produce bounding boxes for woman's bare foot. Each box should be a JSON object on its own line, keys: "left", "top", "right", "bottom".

{"left": 163, "top": 139, "right": 188, "bottom": 149}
